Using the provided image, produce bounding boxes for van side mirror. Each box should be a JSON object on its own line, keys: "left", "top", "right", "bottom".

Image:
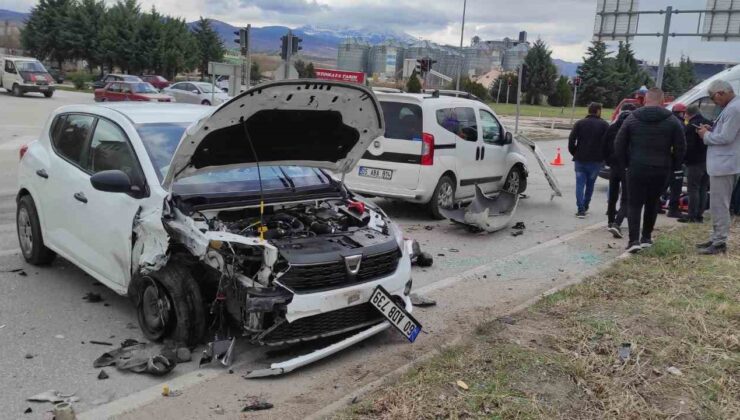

{"left": 504, "top": 131, "right": 513, "bottom": 144}
{"left": 90, "top": 170, "right": 132, "bottom": 193}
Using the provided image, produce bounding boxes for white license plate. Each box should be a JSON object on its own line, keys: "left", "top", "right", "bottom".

{"left": 39, "top": 86, "right": 49, "bottom": 90}
{"left": 358, "top": 166, "right": 392, "bottom": 180}
{"left": 370, "top": 286, "right": 421, "bottom": 342}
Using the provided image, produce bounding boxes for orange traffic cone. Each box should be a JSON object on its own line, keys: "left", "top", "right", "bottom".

{"left": 550, "top": 147, "right": 564, "bottom": 166}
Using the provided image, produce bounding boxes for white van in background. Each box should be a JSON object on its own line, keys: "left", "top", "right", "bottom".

{"left": 668, "top": 64, "right": 740, "bottom": 119}
{"left": 0, "top": 55, "right": 56, "bottom": 97}
{"left": 344, "top": 91, "right": 528, "bottom": 219}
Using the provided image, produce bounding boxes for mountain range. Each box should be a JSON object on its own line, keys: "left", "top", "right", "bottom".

{"left": 2, "top": 8, "right": 582, "bottom": 74}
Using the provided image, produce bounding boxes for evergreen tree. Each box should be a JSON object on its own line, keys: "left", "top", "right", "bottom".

{"left": 157, "top": 16, "right": 198, "bottom": 79}
{"left": 294, "top": 59, "right": 307, "bottom": 78}
{"left": 456, "top": 77, "right": 489, "bottom": 100}
{"left": 193, "top": 17, "right": 224, "bottom": 78}
{"left": 548, "top": 75, "right": 572, "bottom": 107}
{"left": 612, "top": 41, "right": 650, "bottom": 105}
{"left": 305, "top": 62, "right": 316, "bottom": 78}
{"left": 71, "top": 0, "right": 107, "bottom": 74}
{"left": 21, "top": 0, "right": 77, "bottom": 68}
{"left": 661, "top": 59, "right": 681, "bottom": 96}
{"left": 491, "top": 72, "right": 518, "bottom": 104}
{"left": 577, "top": 40, "right": 616, "bottom": 106}
{"left": 99, "top": 0, "right": 141, "bottom": 73}
{"left": 522, "top": 39, "right": 557, "bottom": 105}
{"left": 406, "top": 72, "right": 422, "bottom": 93}
{"left": 250, "top": 61, "right": 261, "bottom": 82}
{"left": 677, "top": 56, "right": 696, "bottom": 94}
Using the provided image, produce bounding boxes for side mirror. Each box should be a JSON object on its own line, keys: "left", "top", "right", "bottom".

{"left": 221, "top": 87, "right": 228, "bottom": 93}
{"left": 90, "top": 170, "right": 132, "bottom": 193}
{"left": 504, "top": 131, "right": 513, "bottom": 144}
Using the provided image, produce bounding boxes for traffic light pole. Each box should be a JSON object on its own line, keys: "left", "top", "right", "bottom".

{"left": 515, "top": 64, "right": 523, "bottom": 134}
{"left": 455, "top": 0, "right": 467, "bottom": 91}
{"left": 285, "top": 30, "right": 293, "bottom": 80}
{"left": 496, "top": 79, "right": 502, "bottom": 103}
{"left": 245, "top": 24, "right": 251, "bottom": 89}
{"left": 570, "top": 82, "right": 579, "bottom": 125}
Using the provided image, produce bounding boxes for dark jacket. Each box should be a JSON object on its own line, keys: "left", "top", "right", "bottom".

{"left": 614, "top": 106, "right": 686, "bottom": 170}
{"left": 684, "top": 114, "right": 711, "bottom": 165}
{"left": 602, "top": 111, "right": 632, "bottom": 168}
{"left": 568, "top": 115, "right": 609, "bottom": 162}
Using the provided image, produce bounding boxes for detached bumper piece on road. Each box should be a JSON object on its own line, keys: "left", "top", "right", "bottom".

{"left": 441, "top": 186, "right": 520, "bottom": 233}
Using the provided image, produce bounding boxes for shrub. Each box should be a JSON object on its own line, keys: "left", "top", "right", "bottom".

{"left": 67, "top": 71, "right": 92, "bottom": 90}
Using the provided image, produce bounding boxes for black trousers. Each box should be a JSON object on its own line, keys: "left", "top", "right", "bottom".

{"left": 686, "top": 162, "right": 709, "bottom": 220}
{"left": 607, "top": 166, "right": 628, "bottom": 226}
{"left": 628, "top": 166, "right": 670, "bottom": 243}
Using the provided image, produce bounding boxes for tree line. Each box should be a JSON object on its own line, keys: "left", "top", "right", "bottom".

{"left": 21, "top": 0, "right": 225, "bottom": 80}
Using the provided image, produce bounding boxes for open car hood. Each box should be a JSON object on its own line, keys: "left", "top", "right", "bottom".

{"left": 162, "top": 80, "right": 384, "bottom": 190}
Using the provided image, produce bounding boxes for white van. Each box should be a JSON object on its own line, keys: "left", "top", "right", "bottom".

{"left": 0, "top": 55, "right": 56, "bottom": 97}
{"left": 344, "top": 92, "right": 528, "bottom": 218}
{"left": 668, "top": 64, "right": 740, "bottom": 119}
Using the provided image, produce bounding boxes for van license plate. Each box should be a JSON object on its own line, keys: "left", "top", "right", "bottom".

{"left": 358, "top": 166, "right": 392, "bottom": 180}
{"left": 370, "top": 286, "right": 421, "bottom": 342}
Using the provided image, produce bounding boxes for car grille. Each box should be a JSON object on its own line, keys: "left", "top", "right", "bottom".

{"left": 258, "top": 302, "right": 385, "bottom": 346}
{"left": 277, "top": 249, "right": 401, "bottom": 293}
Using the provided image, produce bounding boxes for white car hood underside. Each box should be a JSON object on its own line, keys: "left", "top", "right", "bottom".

{"left": 162, "top": 80, "right": 384, "bottom": 190}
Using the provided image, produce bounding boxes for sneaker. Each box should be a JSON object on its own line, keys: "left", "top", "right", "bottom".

{"left": 576, "top": 211, "right": 586, "bottom": 219}
{"left": 677, "top": 217, "right": 695, "bottom": 223}
{"left": 640, "top": 238, "right": 653, "bottom": 248}
{"left": 607, "top": 224, "right": 623, "bottom": 239}
{"left": 666, "top": 210, "right": 684, "bottom": 218}
{"left": 626, "top": 241, "right": 642, "bottom": 253}
{"left": 698, "top": 243, "right": 727, "bottom": 255}
{"left": 695, "top": 240, "right": 713, "bottom": 249}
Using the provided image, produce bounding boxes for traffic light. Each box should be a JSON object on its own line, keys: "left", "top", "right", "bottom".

{"left": 573, "top": 76, "right": 582, "bottom": 87}
{"left": 415, "top": 57, "right": 436, "bottom": 76}
{"left": 520, "top": 64, "right": 530, "bottom": 88}
{"left": 280, "top": 35, "right": 288, "bottom": 60}
{"left": 291, "top": 35, "right": 302, "bottom": 55}
{"left": 234, "top": 27, "right": 248, "bottom": 55}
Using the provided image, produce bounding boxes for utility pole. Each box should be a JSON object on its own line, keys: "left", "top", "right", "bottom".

{"left": 496, "top": 79, "right": 502, "bottom": 103}
{"left": 570, "top": 76, "right": 580, "bottom": 125}
{"left": 515, "top": 64, "right": 522, "bottom": 134}
{"left": 506, "top": 78, "right": 511, "bottom": 104}
{"left": 655, "top": 6, "right": 673, "bottom": 89}
{"left": 245, "top": 24, "right": 251, "bottom": 89}
{"left": 455, "top": 0, "right": 467, "bottom": 91}
{"left": 284, "top": 30, "right": 293, "bottom": 80}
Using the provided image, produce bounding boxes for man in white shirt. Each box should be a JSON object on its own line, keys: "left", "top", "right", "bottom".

{"left": 696, "top": 80, "right": 740, "bottom": 254}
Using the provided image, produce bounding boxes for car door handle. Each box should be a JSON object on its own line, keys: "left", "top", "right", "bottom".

{"left": 475, "top": 147, "right": 480, "bottom": 161}
{"left": 73, "top": 192, "right": 88, "bottom": 203}
{"left": 480, "top": 146, "right": 485, "bottom": 160}
{"left": 35, "top": 169, "right": 49, "bottom": 179}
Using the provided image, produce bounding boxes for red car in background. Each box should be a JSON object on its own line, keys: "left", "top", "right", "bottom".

{"left": 94, "top": 81, "right": 174, "bottom": 102}
{"left": 140, "top": 74, "right": 170, "bottom": 90}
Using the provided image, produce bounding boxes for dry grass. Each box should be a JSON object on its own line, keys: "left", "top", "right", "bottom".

{"left": 336, "top": 221, "right": 740, "bottom": 420}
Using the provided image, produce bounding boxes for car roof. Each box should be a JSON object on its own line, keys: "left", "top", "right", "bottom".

{"left": 56, "top": 103, "right": 212, "bottom": 125}
{"left": 375, "top": 91, "right": 485, "bottom": 107}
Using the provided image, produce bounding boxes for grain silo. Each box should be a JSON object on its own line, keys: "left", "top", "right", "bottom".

{"left": 502, "top": 43, "right": 529, "bottom": 72}
{"left": 368, "top": 41, "right": 402, "bottom": 78}
{"left": 337, "top": 38, "right": 370, "bottom": 73}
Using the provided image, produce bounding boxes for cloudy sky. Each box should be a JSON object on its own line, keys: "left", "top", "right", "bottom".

{"left": 5, "top": 0, "right": 740, "bottom": 63}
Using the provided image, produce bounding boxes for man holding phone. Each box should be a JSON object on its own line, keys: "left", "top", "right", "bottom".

{"left": 696, "top": 80, "right": 740, "bottom": 255}
{"left": 679, "top": 105, "right": 711, "bottom": 223}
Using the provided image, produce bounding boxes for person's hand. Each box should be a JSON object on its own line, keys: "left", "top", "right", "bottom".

{"left": 697, "top": 124, "right": 711, "bottom": 139}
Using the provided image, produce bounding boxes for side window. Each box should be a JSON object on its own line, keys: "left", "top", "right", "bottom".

{"left": 436, "top": 107, "right": 478, "bottom": 141}
{"left": 380, "top": 101, "right": 423, "bottom": 140}
{"left": 108, "top": 83, "right": 119, "bottom": 92}
{"left": 692, "top": 97, "right": 721, "bottom": 121}
{"left": 5, "top": 60, "right": 15, "bottom": 72}
{"left": 182, "top": 83, "right": 195, "bottom": 92}
{"left": 479, "top": 110, "right": 502, "bottom": 144}
{"left": 52, "top": 114, "right": 95, "bottom": 167}
{"left": 87, "top": 119, "right": 140, "bottom": 181}
{"left": 104, "top": 76, "right": 114, "bottom": 83}
{"left": 121, "top": 84, "right": 131, "bottom": 94}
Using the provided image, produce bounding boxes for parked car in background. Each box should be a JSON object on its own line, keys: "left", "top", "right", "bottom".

{"left": 667, "top": 63, "right": 740, "bottom": 120}
{"left": 0, "top": 55, "right": 55, "bottom": 97}
{"left": 343, "top": 92, "right": 528, "bottom": 219}
{"left": 94, "top": 81, "right": 174, "bottom": 102}
{"left": 92, "top": 74, "right": 143, "bottom": 90}
{"left": 162, "top": 81, "right": 230, "bottom": 106}
{"left": 140, "top": 74, "right": 170, "bottom": 90}
{"left": 48, "top": 68, "right": 65, "bottom": 84}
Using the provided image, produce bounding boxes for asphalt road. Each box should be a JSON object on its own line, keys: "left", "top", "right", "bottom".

{"left": 0, "top": 88, "right": 617, "bottom": 418}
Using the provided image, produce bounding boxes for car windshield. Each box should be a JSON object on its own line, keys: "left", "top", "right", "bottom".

{"left": 195, "top": 83, "right": 216, "bottom": 93}
{"left": 136, "top": 123, "right": 333, "bottom": 195}
{"left": 132, "top": 83, "right": 158, "bottom": 93}
{"left": 16, "top": 61, "right": 47, "bottom": 72}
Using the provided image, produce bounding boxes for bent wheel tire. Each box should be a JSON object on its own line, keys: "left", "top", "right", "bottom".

{"left": 428, "top": 175, "right": 455, "bottom": 220}
{"left": 136, "top": 265, "right": 205, "bottom": 346}
{"left": 503, "top": 167, "right": 526, "bottom": 195}
{"left": 16, "top": 195, "right": 56, "bottom": 265}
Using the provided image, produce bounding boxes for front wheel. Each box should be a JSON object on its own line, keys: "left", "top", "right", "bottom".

{"left": 427, "top": 175, "right": 456, "bottom": 220}
{"left": 16, "top": 195, "right": 56, "bottom": 265}
{"left": 136, "top": 264, "right": 205, "bottom": 346}
{"left": 43, "top": 91, "right": 53, "bottom": 98}
{"left": 12, "top": 84, "right": 23, "bottom": 97}
{"left": 201, "top": 100, "right": 211, "bottom": 106}
{"left": 503, "top": 166, "right": 527, "bottom": 194}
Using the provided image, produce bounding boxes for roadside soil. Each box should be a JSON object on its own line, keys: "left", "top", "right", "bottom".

{"left": 337, "top": 221, "right": 740, "bottom": 419}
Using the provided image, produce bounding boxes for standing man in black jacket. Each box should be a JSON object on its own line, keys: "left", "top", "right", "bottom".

{"left": 568, "top": 102, "right": 609, "bottom": 218}
{"left": 603, "top": 102, "right": 636, "bottom": 238}
{"left": 615, "top": 88, "right": 686, "bottom": 253}
{"left": 679, "top": 105, "right": 711, "bottom": 223}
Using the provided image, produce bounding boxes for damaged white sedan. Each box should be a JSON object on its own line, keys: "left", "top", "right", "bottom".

{"left": 17, "top": 80, "right": 418, "bottom": 374}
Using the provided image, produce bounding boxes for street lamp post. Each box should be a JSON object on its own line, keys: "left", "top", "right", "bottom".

{"left": 455, "top": 0, "right": 467, "bottom": 92}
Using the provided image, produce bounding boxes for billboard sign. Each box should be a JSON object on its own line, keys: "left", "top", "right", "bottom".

{"left": 593, "top": 0, "right": 640, "bottom": 41}
{"left": 314, "top": 68, "right": 366, "bottom": 84}
{"left": 702, "top": 0, "right": 740, "bottom": 41}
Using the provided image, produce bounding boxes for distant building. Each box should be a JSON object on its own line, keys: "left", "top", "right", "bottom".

{"left": 337, "top": 38, "right": 370, "bottom": 73}
{"left": 473, "top": 31, "right": 530, "bottom": 72}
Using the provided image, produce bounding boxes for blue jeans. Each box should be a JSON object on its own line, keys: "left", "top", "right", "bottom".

{"left": 575, "top": 161, "right": 602, "bottom": 212}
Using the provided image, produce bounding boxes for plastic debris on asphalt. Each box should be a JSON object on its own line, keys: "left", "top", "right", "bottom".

{"left": 410, "top": 293, "right": 437, "bottom": 307}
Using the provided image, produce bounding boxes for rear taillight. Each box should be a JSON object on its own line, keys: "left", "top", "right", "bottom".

{"left": 19, "top": 144, "right": 28, "bottom": 160}
{"left": 421, "top": 132, "right": 434, "bottom": 166}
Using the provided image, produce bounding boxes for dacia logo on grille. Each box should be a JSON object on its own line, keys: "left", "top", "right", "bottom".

{"left": 344, "top": 255, "right": 362, "bottom": 276}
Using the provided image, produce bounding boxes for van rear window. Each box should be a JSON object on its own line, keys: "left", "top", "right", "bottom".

{"left": 380, "top": 102, "right": 422, "bottom": 141}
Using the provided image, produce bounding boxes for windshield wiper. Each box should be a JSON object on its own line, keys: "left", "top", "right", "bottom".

{"left": 277, "top": 167, "right": 296, "bottom": 192}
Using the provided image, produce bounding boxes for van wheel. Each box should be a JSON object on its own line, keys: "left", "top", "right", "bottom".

{"left": 201, "top": 100, "right": 211, "bottom": 106}
{"left": 43, "top": 91, "right": 53, "bottom": 98}
{"left": 17, "top": 195, "right": 56, "bottom": 265}
{"left": 428, "top": 175, "right": 455, "bottom": 220}
{"left": 12, "top": 84, "right": 23, "bottom": 97}
{"left": 136, "top": 265, "right": 205, "bottom": 347}
{"left": 503, "top": 166, "right": 526, "bottom": 194}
